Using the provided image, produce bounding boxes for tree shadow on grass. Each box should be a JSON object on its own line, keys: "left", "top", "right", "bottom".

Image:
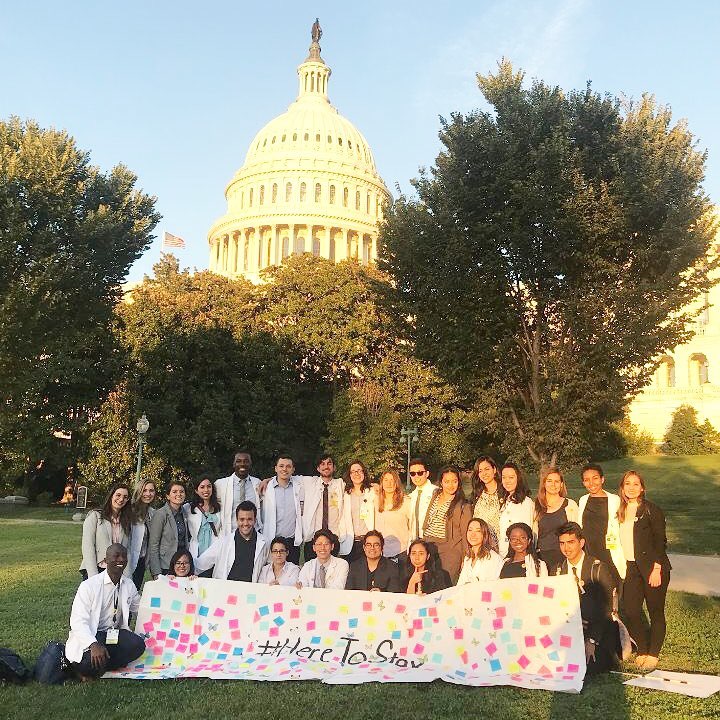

{"left": 549, "top": 672, "right": 630, "bottom": 720}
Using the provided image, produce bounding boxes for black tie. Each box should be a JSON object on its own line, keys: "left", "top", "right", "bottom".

{"left": 572, "top": 565, "right": 584, "bottom": 594}
{"left": 322, "top": 483, "right": 329, "bottom": 530}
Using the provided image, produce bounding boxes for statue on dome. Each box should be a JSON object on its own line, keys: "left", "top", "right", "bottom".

{"left": 311, "top": 18, "right": 322, "bottom": 43}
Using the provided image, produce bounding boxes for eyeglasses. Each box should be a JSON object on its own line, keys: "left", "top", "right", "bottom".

{"left": 271, "top": 549, "right": 288, "bottom": 554}
{"left": 174, "top": 561, "right": 190, "bottom": 566}
{"left": 364, "top": 542, "right": 382, "bottom": 549}
{"left": 350, "top": 469, "right": 364, "bottom": 475}
{"left": 409, "top": 470, "right": 426, "bottom": 476}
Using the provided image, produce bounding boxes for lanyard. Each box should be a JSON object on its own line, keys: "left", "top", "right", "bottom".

{"left": 112, "top": 585, "right": 120, "bottom": 627}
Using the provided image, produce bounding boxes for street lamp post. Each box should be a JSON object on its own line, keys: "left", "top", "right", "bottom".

{"left": 400, "top": 425, "right": 419, "bottom": 491}
{"left": 134, "top": 413, "right": 150, "bottom": 489}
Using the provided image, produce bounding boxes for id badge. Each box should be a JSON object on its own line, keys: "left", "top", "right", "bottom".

{"left": 106, "top": 629, "right": 119, "bottom": 645}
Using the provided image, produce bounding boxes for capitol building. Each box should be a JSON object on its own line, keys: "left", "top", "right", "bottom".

{"left": 207, "top": 23, "right": 390, "bottom": 283}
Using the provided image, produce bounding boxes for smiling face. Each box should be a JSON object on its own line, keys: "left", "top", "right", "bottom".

{"left": 166, "top": 484, "right": 186, "bottom": 510}
{"left": 233, "top": 452, "right": 252, "bottom": 479}
{"left": 363, "top": 535, "right": 383, "bottom": 562}
{"left": 544, "top": 472, "right": 563, "bottom": 497}
{"left": 508, "top": 526, "right": 531, "bottom": 555}
{"left": 196, "top": 478, "right": 213, "bottom": 500}
{"left": 313, "top": 534, "right": 334, "bottom": 562}
{"left": 105, "top": 544, "right": 128, "bottom": 582}
{"left": 440, "top": 471, "right": 459, "bottom": 497}
{"left": 622, "top": 473, "right": 644, "bottom": 501}
{"left": 236, "top": 509, "right": 256, "bottom": 539}
{"left": 409, "top": 542, "right": 428, "bottom": 569}
{"left": 110, "top": 488, "right": 129, "bottom": 514}
{"left": 349, "top": 463, "right": 365, "bottom": 487}
{"left": 478, "top": 461, "right": 496, "bottom": 486}
{"left": 409, "top": 463, "right": 429, "bottom": 488}
{"left": 141, "top": 482, "right": 156, "bottom": 504}
{"left": 558, "top": 532, "right": 585, "bottom": 565}
{"left": 466, "top": 519, "right": 486, "bottom": 548}
{"left": 317, "top": 457, "right": 335, "bottom": 480}
{"left": 501, "top": 467, "right": 518, "bottom": 495}
{"left": 582, "top": 468, "right": 605, "bottom": 496}
{"left": 275, "top": 457, "right": 294, "bottom": 482}
{"left": 381, "top": 472, "right": 396, "bottom": 495}
{"left": 173, "top": 553, "right": 193, "bottom": 577}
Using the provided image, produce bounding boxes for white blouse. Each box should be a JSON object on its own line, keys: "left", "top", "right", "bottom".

{"left": 258, "top": 562, "right": 300, "bottom": 586}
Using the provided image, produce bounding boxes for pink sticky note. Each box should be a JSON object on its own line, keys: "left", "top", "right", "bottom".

{"left": 567, "top": 663, "right": 580, "bottom": 673}
{"left": 168, "top": 580, "right": 178, "bottom": 589}
{"left": 413, "top": 619, "right": 423, "bottom": 629}
{"left": 180, "top": 633, "right": 190, "bottom": 643}
{"left": 177, "top": 644, "right": 187, "bottom": 653}
{"left": 189, "top": 643, "right": 198, "bottom": 654}
{"left": 363, "top": 602, "right": 373, "bottom": 611}
{"left": 559, "top": 635, "right": 572, "bottom": 648}
{"left": 273, "top": 602, "right": 283, "bottom": 612}
{"left": 143, "top": 622, "right": 154, "bottom": 633}
{"left": 495, "top": 606, "right": 507, "bottom": 618}
{"left": 231, "top": 630, "right": 241, "bottom": 640}
{"left": 524, "top": 635, "right": 536, "bottom": 647}
{"left": 290, "top": 609, "right": 300, "bottom": 619}
{"left": 399, "top": 647, "right": 407, "bottom": 657}
{"left": 492, "top": 618, "right": 503, "bottom": 630}
{"left": 194, "top": 625, "right": 202, "bottom": 635}
{"left": 395, "top": 604, "right": 406, "bottom": 614}
{"left": 151, "top": 613, "right": 162, "bottom": 623}
{"left": 185, "top": 603, "right": 197, "bottom": 613}
{"left": 229, "top": 619, "right": 239, "bottom": 629}
{"left": 527, "top": 583, "right": 539, "bottom": 594}
{"left": 210, "top": 640, "right": 220, "bottom": 650}
{"left": 213, "top": 608, "right": 225, "bottom": 617}
{"left": 329, "top": 621, "right": 339, "bottom": 631}
{"left": 227, "top": 595, "right": 238, "bottom": 605}
{"left": 413, "top": 643, "right": 425, "bottom": 654}
{"left": 481, "top": 591, "right": 492, "bottom": 602}
{"left": 539, "top": 616, "right": 551, "bottom": 626}
{"left": 540, "top": 635, "right": 553, "bottom": 648}
{"left": 156, "top": 631, "right": 166, "bottom": 641}
{"left": 485, "top": 642, "right": 497, "bottom": 655}
{"left": 460, "top": 651, "right": 468, "bottom": 664}
{"left": 453, "top": 629, "right": 464, "bottom": 639}
{"left": 518, "top": 655, "right": 530, "bottom": 669}
{"left": 269, "top": 627, "right": 279, "bottom": 637}
{"left": 543, "top": 587, "right": 555, "bottom": 599}
{"left": 428, "top": 607, "right": 437, "bottom": 617}
{"left": 306, "top": 621, "right": 316, "bottom": 630}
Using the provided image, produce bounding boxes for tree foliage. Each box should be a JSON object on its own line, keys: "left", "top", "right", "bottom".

{"left": 663, "top": 404, "right": 720, "bottom": 455}
{"left": 0, "top": 117, "right": 160, "bottom": 481}
{"left": 380, "top": 61, "right": 717, "bottom": 471}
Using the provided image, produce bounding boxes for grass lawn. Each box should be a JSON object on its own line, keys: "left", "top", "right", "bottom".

{"left": 0, "top": 520, "right": 718, "bottom": 719}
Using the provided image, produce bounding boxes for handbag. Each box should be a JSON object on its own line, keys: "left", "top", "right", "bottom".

{"left": 0, "top": 647, "right": 31, "bottom": 684}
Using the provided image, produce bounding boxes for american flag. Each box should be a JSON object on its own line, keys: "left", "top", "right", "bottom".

{"left": 162, "top": 231, "right": 186, "bottom": 249}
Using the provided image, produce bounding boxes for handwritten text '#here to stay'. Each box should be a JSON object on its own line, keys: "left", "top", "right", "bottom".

{"left": 255, "top": 636, "right": 425, "bottom": 668}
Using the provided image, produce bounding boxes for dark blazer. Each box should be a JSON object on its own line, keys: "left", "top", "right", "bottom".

{"left": 345, "top": 556, "right": 401, "bottom": 592}
{"left": 560, "top": 553, "right": 614, "bottom": 645}
{"left": 631, "top": 499, "right": 672, "bottom": 581}
{"left": 402, "top": 566, "right": 452, "bottom": 595}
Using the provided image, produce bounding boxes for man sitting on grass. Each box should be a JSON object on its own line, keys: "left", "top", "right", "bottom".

{"left": 65, "top": 543, "right": 145, "bottom": 680}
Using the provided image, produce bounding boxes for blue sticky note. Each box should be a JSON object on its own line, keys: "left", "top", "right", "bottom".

{"left": 198, "top": 634, "right": 210, "bottom": 645}
{"left": 150, "top": 597, "right": 161, "bottom": 608}
{"left": 490, "top": 659, "right": 502, "bottom": 672}
{"left": 391, "top": 631, "right": 401, "bottom": 639}
{"left": 471, "top": 618, "right": 482, "bottom": 630}
{"left": 548, "top": 650, "right": 560, "bottom": 661}
{"left": 306, "top": 605, "right": 316, "bottom": 615}
{"left": 217, "top": 653, "right": 227, "bottom": 660}
{"left": 348, "top": 618, "right": 358, "bottom": 628}
{"left": 233, "top": 647, "right": 243, "bottom": 656}
{"left": 259, "top": 605, "right": 270, "bottom": 617}
{"left": 274, "top": 616, "right": 285, "bottom": 626}
{"left": 455, "top": 670, "right": 466, "bottom": 678}
{"left": 512, "top": 618, "right": 523, "bottom": 629}
{"left": 507, "top": 643, "right": 518, "bottom": 655}
{"left": 171, "top": 600, "right": 182, "bottom": 612}
{"left": 419, "top": 608, "right": 427, "bottom": 617}
{"left": 500, "top": 631, "right": 511, "bottom": 643}
{"left": 431, "top": 653, "right": 443, "bottom": 664}
{"left": 169, "top": 629, "right": 180, "bottom": 640}
{"left": 198, "top": 606, "right": 209, "bottom": 616}
{"left": 246, "top": 594, "right": 256, "bottom": 604}
{"left": 311, "top": 636, "right": 321, "bottom": 644}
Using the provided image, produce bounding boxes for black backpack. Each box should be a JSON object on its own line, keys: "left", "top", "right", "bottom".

{"left": 34, "top": 641, "right": 71, "bottom": 685}
{"left": 0, "top": 647, "right": 31, "bottom": 684}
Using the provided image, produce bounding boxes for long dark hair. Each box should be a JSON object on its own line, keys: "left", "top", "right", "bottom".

{"left": 503, "top": 522, "right": 542, "bottom": 574}
{"left": 500, "top": 462, "right": 531, "bottom": 505}
{"left": 404, "top": 539, "right": 446, "bottom": 591}
{"left": 466, "top": 518, "right": 493, "bottom": 561}
{"left": 169, "top": 549, "right": 195, "bottom": 576}
{"left": 99, "top": 482, "right": 133, "bottom": 535}
{"left": 343, "top": 460, "right": 371, "bottom": 494}
{"left": 470, "top": 456, "right": 499, "bottom": 503}
{"left": 190, "top": 475, "right": 221, "bottom": 514}
{"left": 435, "top": 466, "right": 467, "bottom": 519}
{"left": 618, "top": 470, "right": 647, "bottom": 523}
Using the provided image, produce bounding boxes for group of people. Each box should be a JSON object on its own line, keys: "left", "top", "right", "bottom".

{"left": 70, "top": 453, "right": 671, "bottom": 681}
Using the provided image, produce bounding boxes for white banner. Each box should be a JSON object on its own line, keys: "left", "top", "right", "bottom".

{"left": 106, "top": 575, "right": 586, "bottom": 692}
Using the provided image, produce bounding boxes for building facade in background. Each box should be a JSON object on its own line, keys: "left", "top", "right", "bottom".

{"left": 208, "top": 24, "right": 390, "bottom": 283}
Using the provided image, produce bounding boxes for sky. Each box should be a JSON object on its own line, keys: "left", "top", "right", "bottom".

{"left": 2, "top": 1, "right": 719, "bottom": 281}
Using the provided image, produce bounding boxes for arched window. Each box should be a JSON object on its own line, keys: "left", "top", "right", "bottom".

{"left": 363, "top": 236, "right": 371, "bottom": 264}
{"left": 293, "top": 132, "right": 297, "bottom": 141}
{"left": 689, "top": 353, "right": 709, "bottom": 386}
{"left": 315, "top": 183, "right": 321, "bottom": 202}
{"left": 271, "top": 183, "right": 278, "bottom": 203}
{"left": 355, "top": 190, "right": 361, "bottom": 210}
{"left": 249, "top": 188, "right": 253, "bottom": 207}
{"left": 300, "top": 182, "right": 307, "bottom": 202}
{"left": 295, "top": 235, "right": 305, "bottom": 254}
{"left": 243, "top": 238, "right": 249, "bottom": 271}
{"left": 329, "top": 235, "right": 336, "bottom": 261}
{"left": 329, "top": 185, "right": 336, "bottom": 204}
{"left": 304, "top": 132, "right": 309, "bottom": 141}
{"left": 655, "top": 356, "right": 675, "bottom": 388}
{"left": 282, "top": 236, "right": 290, "bottom": 259}
{"left": 312, "top": 237, "right": 320, "bottom": 256}
{"left": 315, "top": 133, "right": 321, "bottom": 143}
{"left": 366, "top": 192, "right": 370, "bottom": 214}
{"left": 343, "top": 187, "right": 349, "bottom": 207}
{"left": 285, "top": 182, "right": 292, "bottom": 202}
{"left": 259, "top": 185, "right": 265, "bottom": 205}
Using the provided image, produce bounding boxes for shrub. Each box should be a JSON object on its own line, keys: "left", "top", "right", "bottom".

{"left": 663, "top": 405, "right": 720, "bottom": 455}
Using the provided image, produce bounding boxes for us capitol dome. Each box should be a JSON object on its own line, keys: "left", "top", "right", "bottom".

{"left": 208, "top": 20, "right": 391, "bottom": 283}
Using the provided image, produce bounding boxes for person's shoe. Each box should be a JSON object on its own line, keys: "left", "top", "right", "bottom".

{"left": 635, "top": 655, "right": 647, "bottom": 668}
{"left": 643, "top": 656, "right": 659, "bottom": 670}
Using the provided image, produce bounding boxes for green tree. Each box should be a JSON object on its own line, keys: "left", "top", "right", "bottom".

{"left": 663, "top": 404, "right": 720, "bottom": 455}
{"left": 380, "top": 61, "right": 717, "bottom": 472}
{"left": 0, "top": 117, "right": 160, "bottom": 483}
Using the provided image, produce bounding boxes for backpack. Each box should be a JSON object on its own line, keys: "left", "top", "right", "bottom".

{"left": 34, "top": 641, "right": 71, "bottom": 685}
{"left": 0, "top": 648, "right": 31, "bottom": 684}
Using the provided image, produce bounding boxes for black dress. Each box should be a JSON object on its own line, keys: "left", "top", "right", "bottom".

{"left": 537, "top": 499, "right": 571, "bottom": 575}
{"left": 583, "top": 496, "right": 620, "bottom": 583}
{"left": 499, "top": 560, "right": 526, "bottom": 579}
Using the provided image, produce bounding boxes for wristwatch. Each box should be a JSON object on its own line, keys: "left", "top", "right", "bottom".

{"left": 587, "top": 638, "right": 597, "bottom": 645}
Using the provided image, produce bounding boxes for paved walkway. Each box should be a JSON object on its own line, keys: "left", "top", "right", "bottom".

{"left": 667, "top": 553, "right": 720, "bottom": 597}
{"left": 2, "top": 519, "right": 719, "bottom": 596}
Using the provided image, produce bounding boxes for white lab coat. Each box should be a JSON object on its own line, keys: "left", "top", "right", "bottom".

{"left": 297, "top": 555, "right": 350, "bottom": 589}
{"left": 407, "top": 481, "right": 437, "bottom": 541}
{"left": 338, "top": 487, "right": 376, "bottom": 555}
{"left": 258, "top": 562, "right": 301, "bottom": 586}
{"left": 299, "top": 476, "right": 351, "bottom": 547}
{"left": 457, "top": 550, "right": 503, "bottom": 585}
{"left": 214, "top": 474, "right": 261, "bottom": 534}
{"left": 194, "top": 530, "right": 269, "bottom": 582}
{"left": 261, "top": 476, "right": 304, "bottom": 546}
{"left": 498, "top": 496, "right": 535, "bottom": 556}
